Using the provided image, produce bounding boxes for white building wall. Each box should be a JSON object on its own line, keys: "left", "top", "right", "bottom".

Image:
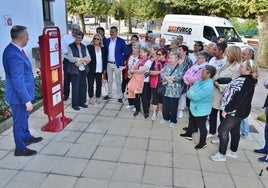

{"left": 0, "top": 0, "right": 67, "bottom": 77}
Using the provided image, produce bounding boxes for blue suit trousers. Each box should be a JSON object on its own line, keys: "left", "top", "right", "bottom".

{"left": 11, "top": 104, "right": 32, "bottom": 151}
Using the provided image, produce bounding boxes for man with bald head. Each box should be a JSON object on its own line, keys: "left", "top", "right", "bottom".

{"left": 240, "top": 47, "right": 255, "bottom": 138}
{"left": 61, "top": 23, "right": 87, "bottom": 101}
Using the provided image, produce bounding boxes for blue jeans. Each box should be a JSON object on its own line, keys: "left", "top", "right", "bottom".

{"left": 240, "top": 117, "right": 249, "bottom": 136}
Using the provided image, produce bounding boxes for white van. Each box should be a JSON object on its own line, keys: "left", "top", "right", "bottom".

{"left": 161, "top": 14, "right": 250, "bottom": 50}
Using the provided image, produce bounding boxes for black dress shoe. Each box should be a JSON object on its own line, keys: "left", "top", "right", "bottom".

{"left": 144, "top": 113, "right": 149, "bottom": 119}
{"left": 118, "top": 98, "right": 123, "bottom": 103}
{"left": 72, "top": 106, "right": 80, "bottom": 110}
{"left": 64, "top": 96, "right": 69, "bottom": 101}
{"left": 79, "top": 104, "right": 88, "bottom": 108}
{"left": 14, "top": 148, "right": 37, "bottom": 156}
{"left": 254, "top": 148, "right": 267, "bottom": 154}
{"left": 103, "top": 95, "right": 111, "bottom": 100}
{"left": 25, "top": 136, "right": 43, "bottom": 146}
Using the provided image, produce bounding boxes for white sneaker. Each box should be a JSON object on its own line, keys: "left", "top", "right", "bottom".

{"left": 126, "top": 105, "right": 134, "bottom": 109}
{"left": 177, "top": 110, "right": 183, "bottom": 119}
{"left": 210, "top": 152, "right": 226, "bottom": 162}
{"left": 160, "top": 119, "right": 169, "bottom": 124}
{"left": 133, "top": 107, "right": 136, "bottom": 112}
{"left": 206, "top": 134, "right": 215, "bottom": 139}
{"left": 169, "top": 122, "right": 176, "bottom": 128}
{"left": 157, "top": 111, "right": 163, "bottom": 117}
{"left": 226, "top": 149, "right": 238, "bottom": 159}
{"left": 211, "top": 136, "right": 220, "bottom": 144}
{"left": 151, "top": 113, "right": 156, "bottom": 121}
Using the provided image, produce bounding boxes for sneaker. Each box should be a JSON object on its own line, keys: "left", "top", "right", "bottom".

{"left": 211, "top": 136, "right": 220, "bottom": 144}
{"left": 133, "top": 107, "right": 136, "bottom": 112}
{"left": 254, "top": 148, "right": 267, "bottom": 154}
{"left": 180, "top": 133, "right": 192, "bottom": 140}
{"left": 195, "top": 143, "right": 207, "bottom": 150}
{"left": 226, "top": 149, "right": 238, "bottom": 159}
{"left": 169, "top": 122, "right": 176, "bottom": 128}
{"left": 151, "top": 113, "right": 156, "bottom": 121}
{"left": 133, "top": 111, "right": 140, "bottom": 117}
{"left": 126, "top": 105, "right": 134, "bottom": 109}
{"left": 258, "top": 155, "right": 268, "bottom": 163}
{"left": 210, "top": 152, "right": 226, "bottom": 162}
{"left": 206, "top": 134, "right": 215, "bottom": 139}
{"left": 178, "top": 110, "right": 183, "bottom": 119}
{"left": 160, "top": 119, "right": 169, "bottom": 124}
{"left": 118, "top": 98, "right": 123, "bottom": 103}
{"left": 157, "top": 111, "right": 163, "bottom": 117}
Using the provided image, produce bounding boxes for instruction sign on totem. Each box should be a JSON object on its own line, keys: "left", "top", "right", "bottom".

{"left": 39, "top": 26, "right": 71, "bottom": 132}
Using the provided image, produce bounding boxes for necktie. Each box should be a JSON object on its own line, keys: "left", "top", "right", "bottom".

{"left": 21, "top": 49, "right": 27, "bottom": 56}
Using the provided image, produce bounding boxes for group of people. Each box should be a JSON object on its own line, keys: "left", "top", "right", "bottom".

{"left": 3, "top": 24, "right": 265, "bottom": 164}
{"left": 123, "top": 31, "right": 261, "bottom": 163}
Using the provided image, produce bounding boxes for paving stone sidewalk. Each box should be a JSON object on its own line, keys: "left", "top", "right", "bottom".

{"left": 0, "top": 68, "right": 268, "bottom": 188}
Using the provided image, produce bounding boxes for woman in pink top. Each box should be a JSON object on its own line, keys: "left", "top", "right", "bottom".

{"left": 150, "top": 48, "right": 169, "bottom": 120}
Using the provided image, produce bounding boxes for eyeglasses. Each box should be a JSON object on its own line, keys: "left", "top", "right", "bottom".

{"left": 156, "top": 53, "right": 162, "bottom": 56}
{"left": 94, "top": 37, "right": 100, "bottom": 40}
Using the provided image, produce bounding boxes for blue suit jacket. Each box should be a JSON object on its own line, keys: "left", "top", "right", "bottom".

{"left": 2, "top": 43, "right": 35, "bottom": 105}
{"left": 105, "top": 37, "right": 128, "bottom": 66}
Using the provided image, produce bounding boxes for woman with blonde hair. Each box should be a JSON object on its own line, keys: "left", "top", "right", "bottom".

{"left": 87, "top": 33, "right": 107, "bottom": 104}
{"left": 208, "top": 46, "right": 241, "bottom": 142}
{"left": 211, "top": 59, "right": 259, "bottom": 161}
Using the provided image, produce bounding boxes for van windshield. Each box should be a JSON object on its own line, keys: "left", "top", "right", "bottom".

{"left": 215, "top": 27, "right": 243, "bottom": 43}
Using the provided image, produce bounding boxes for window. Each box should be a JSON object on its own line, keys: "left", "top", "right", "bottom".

{"left": 215, "top": 27, "right": 243, "bottom": 42}
{"left": 203, "top": 26, "right": 217, "bottom": 42}
{"left": 43, "top": 0, "right": 52, "bottom": 21}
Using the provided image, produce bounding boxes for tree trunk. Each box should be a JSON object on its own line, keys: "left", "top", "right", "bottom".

{"left": 78, "top": 14, "right": 86, "bottom": 34}
{"left": 256, "top": 12, "right": 268, "bottom": 67}
{"left": 128, "top": 15, "right": 132, "bottom": 34}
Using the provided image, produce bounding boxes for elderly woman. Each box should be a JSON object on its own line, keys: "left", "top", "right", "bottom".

{"left": 211, "top": 60, "right": 259, "bottom": 161}
{"left": 129, "top": 46, "right": 152, "bottom": 119}
{"left": 160, "top": 51, "right": 184, "bottom": 127}
{"left": 86, "top": 33, "right": 107, "bottom": 105}
{"left": 181, "top": 65, "right": 216, "bottom": 149}
{"left": 67, "top": 31, "right": 91, "bottom": 110}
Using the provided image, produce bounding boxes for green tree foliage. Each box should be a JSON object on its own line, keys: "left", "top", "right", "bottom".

{"left": 230, "top": 18, "right": 258, "bottom": 37}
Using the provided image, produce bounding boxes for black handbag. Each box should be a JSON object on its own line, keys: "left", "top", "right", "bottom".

{"left": 216, "top": 77, "right": 232, "bottom": 84}
{"left": 157, "top": 83, "right": 166, "bottom": 95}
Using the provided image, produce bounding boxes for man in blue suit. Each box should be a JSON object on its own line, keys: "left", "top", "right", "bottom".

{"left": 104, "top": 26, "right": 128, "bottom": 103}
{"left": 2, "top": 25, "right": 42, "bottom": 156}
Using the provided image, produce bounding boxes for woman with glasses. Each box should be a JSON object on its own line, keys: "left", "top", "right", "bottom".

{"left": 149, "top": 48, "right": 169, "bottom": 120}
{"left": 67, "top": 31, "right": 90, "bottom": 110}
{"left": 87, "top": 34, "right": 107, "bottom": 105}
{"left": 210, "top": 59, "right": 259, "bottom": 161}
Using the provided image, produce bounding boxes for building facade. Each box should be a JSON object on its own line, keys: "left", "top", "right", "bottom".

{"left": 0, "top": 0, "right": 67, "bottom": 77}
